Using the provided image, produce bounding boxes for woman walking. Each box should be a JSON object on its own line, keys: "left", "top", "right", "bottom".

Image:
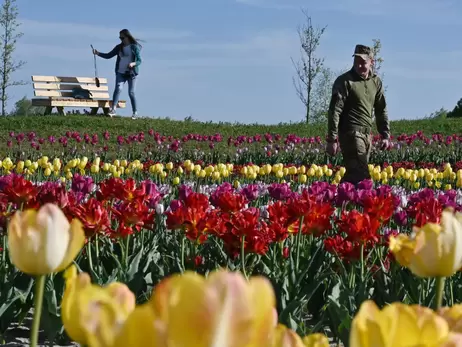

{"left": 93, "top": 29, "right": 142, "bottom": 119}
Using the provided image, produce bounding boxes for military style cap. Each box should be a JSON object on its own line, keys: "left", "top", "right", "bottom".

{"left": 352, "top": 44, "right": 373, "bottom": 60}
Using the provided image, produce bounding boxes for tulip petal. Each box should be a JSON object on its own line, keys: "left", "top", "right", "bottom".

{"left": 61, "top": 265, "right": 93, "bottom": 344}
{"left": 439, "top": 210, "right": 462, "bottom": 275}
{"left": 247, "top": 276, "right": 277, "bottom": 344}
{"left": 38, "top": 204, "right": 70, "bottom": 272}
{"left": 272, "top": 324, "right": 305, "bottom": 347}
{"left": 419, "top": 310, "right": 450, "bottom": 344}
{"left": 349, "top": 300, "right": 386, "bottom": 347}
{"left": 151, "top": 272, "right": 216, "bottom": 346}
{"left": 207, "top": 270, "right": 255, "bottom": 347}
{"left": 389, "top": 234, "right": 415, "bottom": 268}
{"left": 105, "top": 282, "right": 136, "bottom": 316}
{"left": 55, "top": 218, "right": 85, "bottom": 273}
{"left": 302, "top": 333, "right": 330, "bottom": 347}
{"left": 383, "top": 304, "right": 420, "bottom": 346}
{"left": 8, "top": 210, "right": 40, "bottom": 274}
{"left": 112, "top": 304, "right": 162, "bottom": 347}
{"left": 411, "top": 223, "right": 443, "bottom": 277}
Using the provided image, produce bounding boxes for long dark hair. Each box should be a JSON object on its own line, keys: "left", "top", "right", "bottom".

{"left": 119, "top": 29, "right": 143, "bottom": 49}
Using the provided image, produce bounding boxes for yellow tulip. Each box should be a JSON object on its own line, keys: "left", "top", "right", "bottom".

{"left": 302, "top": 333, "right": 330, "bottom": 347}
{"left": 350, "top": 300, "right": 461, "bottom": 347}
{"left": 439, "top": 305, "right": 462, "bottom": 333}
{"left": 389, "top": 208, "right": 462, "bottom": 278}
{"left": 62, "top": 265, "right": 135, "bottom": 346}
{"left": 110, "top": 303, "right": 160, "bottom": 346}
{"left": 271, "top": 324, "right": 305, "bottom": 346}
{"left": 91, "top": 164, "right": 100, "bottom": 173}
{"left": 7, "top": 204, "right": 85, "bottom": 276}
{"left": 147, "top": 270, "right": 277, "bottom": 346}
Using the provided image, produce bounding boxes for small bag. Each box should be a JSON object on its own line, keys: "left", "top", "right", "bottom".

{"left": 72, "top": 87, "right": 93, "bottom": 99}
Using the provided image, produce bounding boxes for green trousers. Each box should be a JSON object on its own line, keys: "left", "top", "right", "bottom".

{"left": 338, "top": 129, "right": 372, "bottom": 185}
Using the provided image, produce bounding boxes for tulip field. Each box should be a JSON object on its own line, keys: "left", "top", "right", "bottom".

{"left": 2, "top": 116, "right": 462, "bottom": 346}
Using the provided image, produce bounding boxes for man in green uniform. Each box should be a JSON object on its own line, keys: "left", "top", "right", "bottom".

{"left": 325, "top": 44, "right": 391, "bottom": 186}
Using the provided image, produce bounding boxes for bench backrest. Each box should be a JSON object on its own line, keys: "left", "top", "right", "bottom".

{"left": 31, "top": 75, "right": 110, "bottom": 100}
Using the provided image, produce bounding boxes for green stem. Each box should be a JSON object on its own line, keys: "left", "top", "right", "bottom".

{"left": 180, "top": 235, "right": 185, "bottom": 273}
{"left": 86, "top": 242, "right": 94, "bottom": 276}
{"left": 360, "top": 243, "right": 365, "bottom": 281}
{"left": 30, "top": 275, "right": 46, "bottom": 347}
{"left": 241, "top": 236, "right": 248, "bottom": 279}
{"left": 295, "top": 215, "right": 304, "bottom": 271}
{"left": 95, "top": 234, "right": 100, "bottom": 262}
{"left": 434, "top": 276, "right": 446, "bottom": 310}
{"left": 95, "top": 235, "right": 100, "bottom": 276}
{"left": 124, "top": 235, "right": 131, "bottom": 269}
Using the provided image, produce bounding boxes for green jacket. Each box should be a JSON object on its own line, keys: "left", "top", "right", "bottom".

{"left": 98, "top": 43, "right": 142, "bottom": 76}
{"left": 326, "top": 68, "right": 390, "bottom": 142}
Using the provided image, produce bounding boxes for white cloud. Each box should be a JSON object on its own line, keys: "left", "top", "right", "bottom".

{"left": 17, "top": 18, "right": 301, "bottom": 69}
{"left": 19, "top": 18, "right": 193, "bottom": 41}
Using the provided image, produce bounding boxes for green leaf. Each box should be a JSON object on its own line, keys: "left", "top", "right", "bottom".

{"left": 127, "top": 246, "right": 144, "bottom": 283}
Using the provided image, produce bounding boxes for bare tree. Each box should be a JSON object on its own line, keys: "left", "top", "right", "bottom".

{"left": 291, "top": 10, "right": 327, "bottom": 123}
{"left": 310, "top": 66, "right": 335, "bottom": 123}
{"left": 0, "top": 0, "right": 26, "bottom": 116}
{"left": 371, "top": 39, "right": 385, "bottom": 83}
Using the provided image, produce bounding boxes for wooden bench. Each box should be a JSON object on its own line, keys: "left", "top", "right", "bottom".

{"left": 31, "top": 75, "right": 126, "bottom": 116}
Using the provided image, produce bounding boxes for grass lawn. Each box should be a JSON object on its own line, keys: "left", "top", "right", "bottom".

{"left": 0, "top": 115, "right": 459, "bottom": 141}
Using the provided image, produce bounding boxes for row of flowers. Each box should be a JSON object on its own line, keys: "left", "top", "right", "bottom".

{"left": 4, "top": 130, "right": 462, "bottom": 167}
{"left": 1, "top": 173, "right": 461, "bottom": 255}
{"left": 6, "top": 129, "right": 462, "bottom": 147}
{"left": 3, "top": 157, "right": 462, "bottom": 189}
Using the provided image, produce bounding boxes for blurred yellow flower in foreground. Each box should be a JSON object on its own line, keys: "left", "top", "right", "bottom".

{"left": 147, "top": 270, "right": 277, "bottom": 347}
{"left": 61, "top": 265, "right": 135, "bottom": 347}
{"left": 389, "top": 208, "right": 462, "bottom": 277}
{"left": 439, "top": 305, "right": 462, "bottom": 334}
{"left": 7, "top": 203, "right": 85, "bottom": 275}
{"left": 271, "top": 324, "right": 329, "bottom": 347}
{"left": 350, "top": 300, "right": 462, "bottom": 347}
{"left": 93, "top": 269, "right": 328, "bottom": 347}
{"left": 62, "top": 267, "right": 330, "bottom": 347}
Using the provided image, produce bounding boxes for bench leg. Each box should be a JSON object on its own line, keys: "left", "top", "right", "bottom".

{"left": 57, "top": 107, "right": 65, "bottom": 116}
{"left": 103, "top": 107, "right": 110, "bottom": 116}
{"left": 44, "top": 106, "right": 53, "bottom": 116}
{"left": 90, "top": 107, "right": 99, "bottom": 115}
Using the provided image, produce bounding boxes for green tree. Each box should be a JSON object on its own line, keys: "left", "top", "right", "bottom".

{"left": 0, "top": 0, "right": 26, "bottom": 116}
{"left": 11, "top": 96, "right": 44, "bottom": 116}
{"left": 291, "top": 10, "right": 327, "bottom": 124}
{"left": 447, "top": 99, "right": 462, "bottom": 118}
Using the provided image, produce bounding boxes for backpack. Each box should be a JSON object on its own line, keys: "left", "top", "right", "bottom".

{"left": 72, "top": 87, "right": 93, "bottom": 99}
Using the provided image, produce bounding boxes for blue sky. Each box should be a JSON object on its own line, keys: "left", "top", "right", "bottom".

{"left": 10, "top": 0, "right": 462, "bottom": 124}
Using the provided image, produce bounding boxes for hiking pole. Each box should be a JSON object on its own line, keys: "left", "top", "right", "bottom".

{"left": 90, "top": 44, "right": 100, "bottom": 87}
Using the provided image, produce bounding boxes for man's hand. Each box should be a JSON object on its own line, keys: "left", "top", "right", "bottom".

{"left": 128, "top": 62, "right": 136, "bottom": 68}
{"left": 326, "top": 141, "right": 338, "bottom": 156}
{"left": 380, "top": 138, "right": 391, "bottom": 150}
